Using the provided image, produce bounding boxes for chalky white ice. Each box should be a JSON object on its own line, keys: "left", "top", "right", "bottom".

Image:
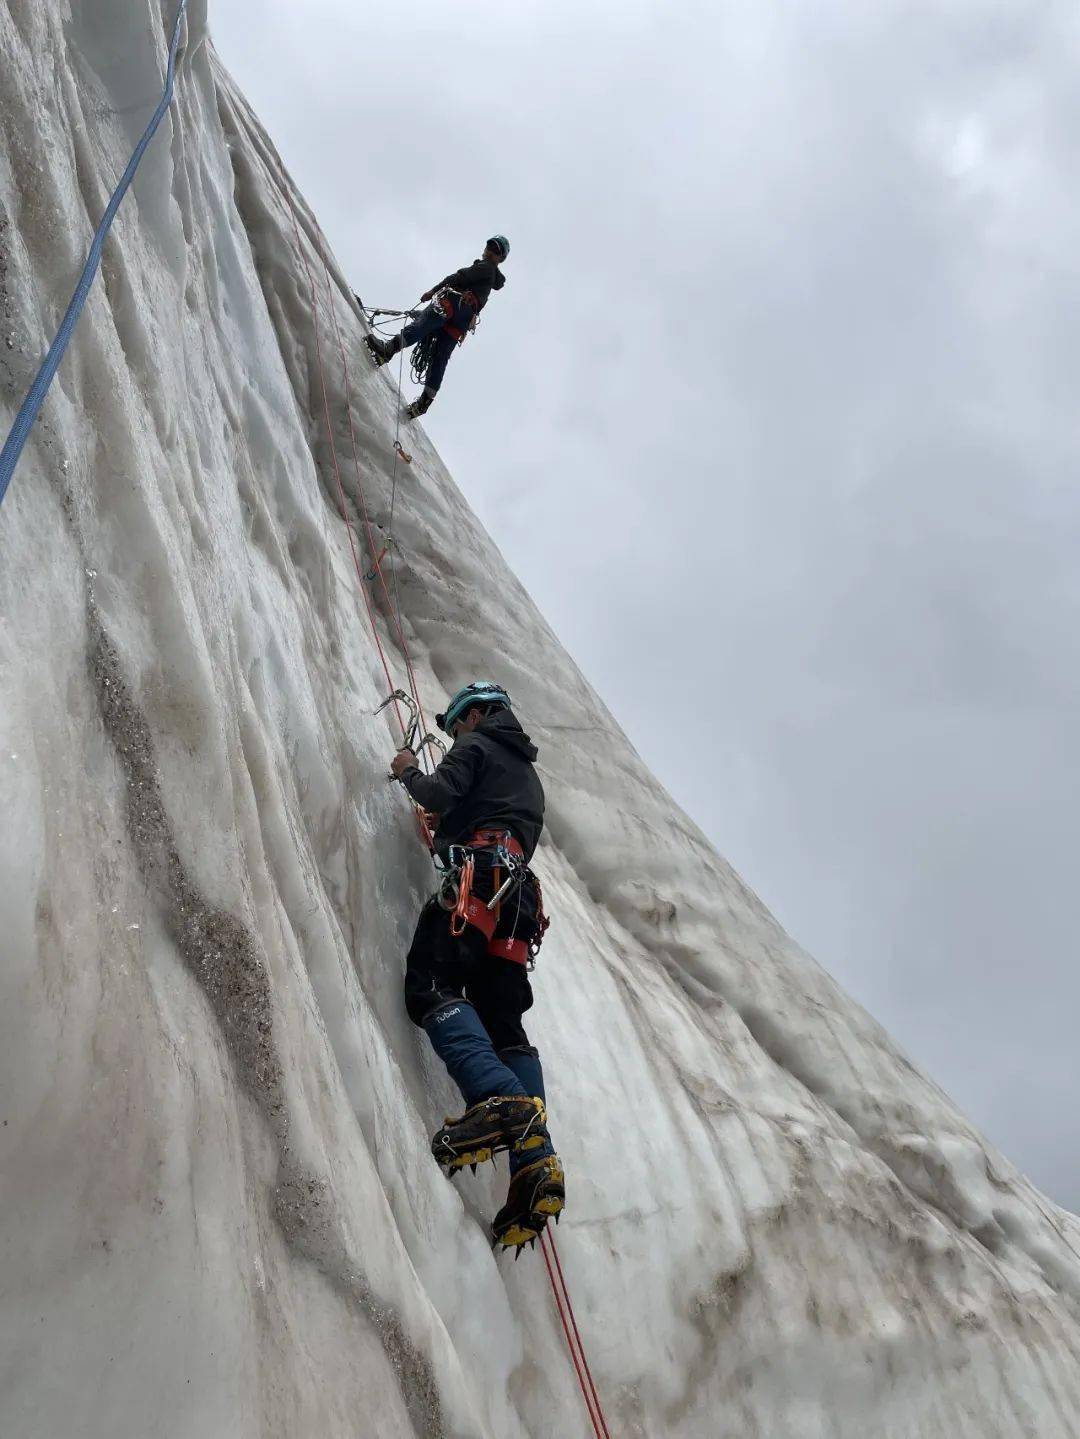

{"left": 2, "top": 3, "right": 1079, "bottom": 1436}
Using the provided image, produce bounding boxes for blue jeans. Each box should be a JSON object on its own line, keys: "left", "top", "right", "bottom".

{"left": 400, "top": 295, "right": 474, "bottom": 393}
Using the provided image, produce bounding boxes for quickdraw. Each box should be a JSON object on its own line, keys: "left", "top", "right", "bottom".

{"left": 356, "top": 303, "right": 420, "bottom": 321}
{"left": 363, "top": 546, "right": 388, "bottom": 583}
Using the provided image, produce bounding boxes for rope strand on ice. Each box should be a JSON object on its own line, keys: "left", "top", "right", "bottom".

{"left": 0, "top": 0, "right": 189, "bottom": 509}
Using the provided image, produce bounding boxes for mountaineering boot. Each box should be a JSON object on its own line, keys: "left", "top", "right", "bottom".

{"left": 423, "top": 1000, "right": 537, "bottom": 1172}
{"left": 364, "top": 333, "right": 387, "bottom": 365}
{"left": 491, "top": 1045, "right": 563, "bottom": 1250}
{"left": 497, "top": 1046, "right": 556, "bottom": 1174}
{"left": 364, "top": 332, "right": 401, "bottom": 367}
{"left": 405, "top": 386, "right": 436, "bottom": 421}
{"left": 491, "top": 1153, "right": 566, "bottom": 1255}
{"left": 431, "top": 1094, "right": 547, "bottom": 1176}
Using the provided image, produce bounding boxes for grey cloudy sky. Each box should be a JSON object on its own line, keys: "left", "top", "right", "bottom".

{"left": 211, "top": 0, "right": 1080, "bottom": 1211}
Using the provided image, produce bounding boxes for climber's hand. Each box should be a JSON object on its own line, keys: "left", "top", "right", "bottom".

{"left": 391, "top": 747, "right": 417, "bottom": 780}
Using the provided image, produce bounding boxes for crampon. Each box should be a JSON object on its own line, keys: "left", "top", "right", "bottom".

{"left": 431, "top": 1094, "right": 546, "bottom": 1176}
{"left": 492, "top": 1154, "right": 566, "bottom": 1257}
{"left": 364, "top": 333, "right": 396, "bottom": 367}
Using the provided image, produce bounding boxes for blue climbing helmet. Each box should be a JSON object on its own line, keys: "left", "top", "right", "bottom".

{"left": 486, "top": 234, "right": 510, "bottom": 261}
{"left": 436, "top": 681, "right": 511, "bottom": 733}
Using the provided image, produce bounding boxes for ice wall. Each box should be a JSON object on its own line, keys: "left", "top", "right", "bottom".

{"left": 2, "top": 4, "right": 1079, "bottom": 1436}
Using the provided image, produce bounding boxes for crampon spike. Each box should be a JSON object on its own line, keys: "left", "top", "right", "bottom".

{"left": 470, "top": 1162, "right": 477, "bottom": 1175}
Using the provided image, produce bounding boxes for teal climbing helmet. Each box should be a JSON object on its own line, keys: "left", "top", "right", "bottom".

{"left": 437, "top": 681, "right": 511, "bottom": 733}
{"left": 487, "top": 235, "right": 510, "bottom": 261}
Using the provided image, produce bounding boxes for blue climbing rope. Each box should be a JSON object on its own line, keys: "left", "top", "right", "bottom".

{"left": 0, "top": 0, "right": 188, "bottom": 511}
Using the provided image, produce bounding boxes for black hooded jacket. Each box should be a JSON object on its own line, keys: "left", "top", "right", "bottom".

{"left": 400, "top": 709, "right": 544, "bottom": 860}
{"left": 435, "top": 257, "right": 506, "bottom": 311}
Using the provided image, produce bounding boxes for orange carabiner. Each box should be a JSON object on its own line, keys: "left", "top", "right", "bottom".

{"left": 450, "top": 854, "right": 475, "bottom": 937}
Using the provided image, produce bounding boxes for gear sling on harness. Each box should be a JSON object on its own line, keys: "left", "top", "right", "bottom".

{"left": 439, "top": 830, "right": 550, "bottom": 966}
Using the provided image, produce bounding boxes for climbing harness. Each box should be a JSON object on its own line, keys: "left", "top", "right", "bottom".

{"left": 406, "top": 288, "right": 478, "bottom": 387}
{"left": 442, "top": 831, "right": 523, "bottom": 939}
{"left": 436, "top": 829, "right": 549, "bottom": 968}
{"left": 0, "top": 0, "right": 189, "bottom": 510}
{"left": 436, "top": 288, "right": 480, "bottom": 343}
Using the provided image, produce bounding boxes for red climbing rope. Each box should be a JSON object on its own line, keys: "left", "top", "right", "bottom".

{"left": 284, "top": 193, "right": 403, "bottom": 722}
{"left": 312, "top": 232, "right": 434, "bottom": 750}
{"left": 284, "top": 190, "right": 435, "bottom": 845}
{"left": 541, "top": 1230, "right": 613, "bottom": 1438}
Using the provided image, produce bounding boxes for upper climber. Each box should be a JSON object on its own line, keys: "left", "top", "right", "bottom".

{"left": 363, "top": 236, "right": 509, "bottom": 420}
{"left": 389, "top": 681, "right": 564, "bottom": 1254}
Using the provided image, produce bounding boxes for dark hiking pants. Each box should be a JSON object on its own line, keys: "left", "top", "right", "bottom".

{"left": 404, "top": 898, "right": 536, "bottom": 1052}
{"left": 399, "top": 294, "right": 476, "bottom": 394}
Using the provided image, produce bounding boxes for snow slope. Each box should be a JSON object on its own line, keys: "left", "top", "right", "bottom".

{"left": 2, "top": 4, "right": 1080, "bottom": 1436}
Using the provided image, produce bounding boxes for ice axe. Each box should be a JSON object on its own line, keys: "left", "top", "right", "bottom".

{"left": 375, "top": 689, "right": 446, "bottom": 779}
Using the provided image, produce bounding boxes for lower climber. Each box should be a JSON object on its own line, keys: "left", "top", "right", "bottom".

{"left": 364, "top": 236, "right": 509, "bottom": 420}
{"left": 390, "top": 681, "right": 563, "bottom": 1253}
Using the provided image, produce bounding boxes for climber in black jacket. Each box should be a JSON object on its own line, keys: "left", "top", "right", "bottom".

{"left": 364, "top": 236, "right": 509, "bottom": 420}
{"left": 390, "top": 680, "right": 564, "bottom": 1253}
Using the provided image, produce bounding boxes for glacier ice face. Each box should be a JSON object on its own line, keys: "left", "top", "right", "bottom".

{"left": 2, "top": 4, "right": 1080, "bottom": 1436}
